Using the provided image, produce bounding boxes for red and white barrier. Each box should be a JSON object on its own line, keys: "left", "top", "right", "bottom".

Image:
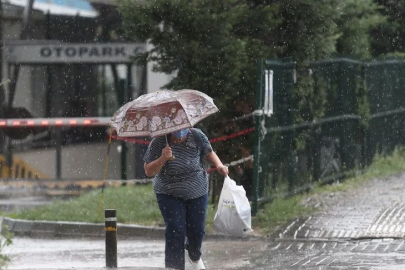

{"left": 0, "top": 117, "right": 111, "bottom": 127}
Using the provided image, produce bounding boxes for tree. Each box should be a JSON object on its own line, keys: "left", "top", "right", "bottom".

{"left": 276, "top": 0, "right": 340, "bottom": 61}
{"left": 335, "top": 0, "right": 385, "bottom": 59}
{"left": 120, "top": 0, "right": 276, "bottom": 108}
{"left": 371, "top": 0, "right": 405, "bottom": 56}
{"left": 119, "top": 0, "right": 282, "bottom": 166}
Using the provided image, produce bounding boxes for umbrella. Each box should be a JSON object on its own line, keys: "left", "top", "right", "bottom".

{"left": 109, "top": 89, "right": 219, "bottom": 138}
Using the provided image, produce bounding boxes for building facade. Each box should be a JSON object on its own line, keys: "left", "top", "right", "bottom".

{"left": 1, "top": 0, "right": 171, "bottom": 180}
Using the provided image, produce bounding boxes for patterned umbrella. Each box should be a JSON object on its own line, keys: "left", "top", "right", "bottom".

{"left": 109, "top": 89, "right": 219, "bottom": 137}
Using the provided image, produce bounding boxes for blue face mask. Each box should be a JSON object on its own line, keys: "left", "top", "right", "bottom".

{"left": 172, "top": 129, "right": 189, "bottom": 139}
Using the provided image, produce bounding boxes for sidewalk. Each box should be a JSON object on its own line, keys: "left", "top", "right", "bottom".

{"left": 279, "top": 173, "right": 405, "bottom": 240}
{"left": 249, "top": 172, "right": 405, "bottom": 269}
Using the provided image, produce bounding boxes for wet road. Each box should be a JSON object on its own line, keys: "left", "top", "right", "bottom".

{"left": 3, "top": 236, "right": 266, "bottom": 270}
{"left": 3, "top": 173, "right": 405, "bottom": 269}
{"left": 5, "top": 235, "right": 405, "bottom": 270}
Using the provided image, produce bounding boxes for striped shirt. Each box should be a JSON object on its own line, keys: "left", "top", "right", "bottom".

{"left": 143, "top": 128, "right": 213, "bottom": 199}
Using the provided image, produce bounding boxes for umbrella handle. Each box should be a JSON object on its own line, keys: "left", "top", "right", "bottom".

{"left": 165, "top": 135, "right": 175, "bottom": 161}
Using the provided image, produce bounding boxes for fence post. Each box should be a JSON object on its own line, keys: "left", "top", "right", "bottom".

{"left": 252, "top": 59, "right": 264, "bottom": 216}
{"left": 118, "top": 79, "right": 127, "bottom": 181}
{"left": 313, "top": 128, "right": 321, "bottom": 182}
{"left": 105, "top": 209, "right": 117, "bottom": 268}
{"left": 337, "top": 61, "right": 346, "bottom": 170}
{"left": 287, "top": 149, "right": 297, "bottom": 192}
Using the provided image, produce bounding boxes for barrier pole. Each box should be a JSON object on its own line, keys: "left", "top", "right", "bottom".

{"left": 105, "top": 209, "right": 117, "bottom": 268}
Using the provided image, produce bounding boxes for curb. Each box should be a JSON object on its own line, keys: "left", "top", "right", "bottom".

{"left": 1, "top": 217, "right": 165, "bottom": 239}
{"left": 1, "top": 217, "right": 262, "bottom": 241}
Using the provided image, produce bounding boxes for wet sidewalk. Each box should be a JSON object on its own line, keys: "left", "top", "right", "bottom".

{"left": 248, "top": 173, "right": 405, "bottom": 269}
{"left": 280, "top": 173, "right": 405, "bottom": 240}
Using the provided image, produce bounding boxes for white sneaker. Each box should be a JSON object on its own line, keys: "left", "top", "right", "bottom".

{"left": 188, "top": 257, "right": 205, "bottom": 270}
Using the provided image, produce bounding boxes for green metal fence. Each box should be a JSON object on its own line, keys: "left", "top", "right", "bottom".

{"left": 252, "top": 58, "right": 405, "bottom": 215}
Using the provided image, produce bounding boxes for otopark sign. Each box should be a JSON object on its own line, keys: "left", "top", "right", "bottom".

{"left": 5, "top": 43, "right": 146, "bottom": 64}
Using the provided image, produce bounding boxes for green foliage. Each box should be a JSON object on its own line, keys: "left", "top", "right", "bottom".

{"left": 363, "top": 146, "right": 405, "bottom": 178}
{"left": 8, "top": 185, "right": 217, "bottom": 233}
{"left": 10, "top": 185, "right": 162, "bottom": 225}
{"left": 371, "top": 0, "right": 405, "bottom": 56}
{"left": 121, "top": 0, "right": 243, "bottom": 100}
{"left": 292, "top": 68, "right": 327, "bottom": 149}
{"left": 254, "top": 193, "right": 311, "bottom": 235}
{"left": 0, "top": 226, "right": 13, "bottom": 269}
{"left": 276, "top": 0, "right": 341, "bottom": 60}
{"left": 354, "top": 72, "right": 370, "bottom": 128}
{"left": 118, "top": 0, "right": 283, "bottom": 165}
{"left": 119, "top": 0, "right": 280, "bottom": 107}
{"left": 335, "top": 0, "right": 385, "bottom": 59}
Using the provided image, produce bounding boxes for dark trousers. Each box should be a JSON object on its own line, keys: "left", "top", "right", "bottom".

{"left": 156, "top": 193, "right": 208, "bottom": 270}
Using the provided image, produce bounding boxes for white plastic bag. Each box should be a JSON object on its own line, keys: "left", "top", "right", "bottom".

{"left": 213, "top": 176, "right": 253, "bottom": 237}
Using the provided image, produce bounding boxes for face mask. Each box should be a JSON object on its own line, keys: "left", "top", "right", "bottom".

{"left": 172, "top": 129, "right": 189, "bottom": 139}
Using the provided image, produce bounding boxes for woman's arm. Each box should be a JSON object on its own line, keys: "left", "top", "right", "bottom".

{"left": 144, "top": 145, "right": 172, "bottom": 177}
{"left": 206, "top": 151, "right": 228, "bottom": 176}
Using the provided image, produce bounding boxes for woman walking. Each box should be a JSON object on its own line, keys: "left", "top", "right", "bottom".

{"left": 143, "top": 128, "right": 228, "bottom": 270}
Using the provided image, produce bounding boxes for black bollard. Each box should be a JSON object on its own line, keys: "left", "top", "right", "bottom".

{"left": 105, "top": 209, "right": 117, "bottom": 268}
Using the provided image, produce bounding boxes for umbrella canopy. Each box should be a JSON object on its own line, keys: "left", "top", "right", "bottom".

{"left": 110, "top": 89, "right": 219, "bottom": 138}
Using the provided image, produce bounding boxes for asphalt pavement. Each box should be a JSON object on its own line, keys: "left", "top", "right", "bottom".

{"left": 3, "top": 172, "right": 405, "bottom": 269}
